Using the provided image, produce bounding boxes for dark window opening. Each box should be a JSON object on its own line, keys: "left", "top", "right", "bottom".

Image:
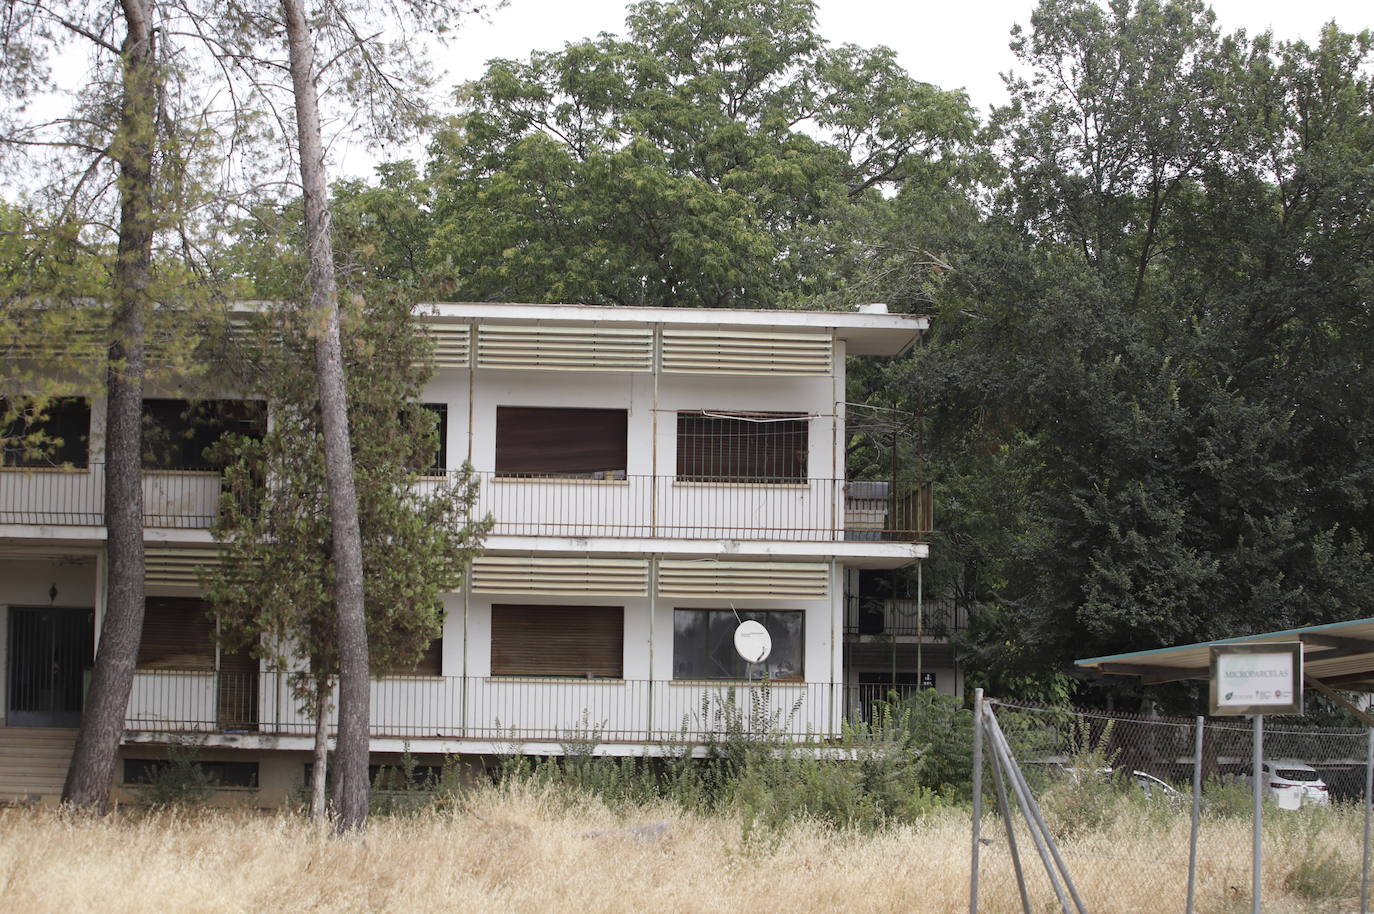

{"left": 491, "top": 604, "right": 623, "bottom": 678}
{"left": 142, "top": 399, "right": 266, "bottom": 471}
{"left": 1, "top": 397, "right": 91, "bottom": 467}
{"left": 303, "top": 762, "right": 445, "bottom": 790}
{"left": 422, "top": 403, "right": 447, "bottom": 474}
{"left": 124, "top": 758, "right": 259, "bottom": 788}
{"left": 495, "top": 406, "right": 627, "bottom": 478}
{"left": 676, "top": 411, "right": 808, "bottom": 483}
{"left": 672, "top": 608, "right": 803, "bottom": 681}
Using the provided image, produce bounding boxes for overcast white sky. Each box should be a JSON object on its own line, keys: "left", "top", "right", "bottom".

{"left": 337, "top": 0, "right": 1372, "bottom": 174}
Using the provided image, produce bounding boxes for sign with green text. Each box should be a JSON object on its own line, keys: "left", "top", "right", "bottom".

{"left": 1209, "top": 643, "right": 1303, "bottom": 716}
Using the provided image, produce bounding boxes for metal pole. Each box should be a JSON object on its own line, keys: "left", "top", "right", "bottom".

{"left": 984, "top": 709, "right": 1073, "bottom": 914}
{"left": 988, "top": 731, "right": 1033, "bottom": 914}
{"left": 1252, "top": 714, "right": 1263, "bottom": 914}
{"left": 1186, "top": 715, "right": 1204, "bottom": 914}
{"left": 970, "top": 688, "right": 984, "bottom": 914}
{"left": 916, "top": 561, "right": 923, "bottom": 692}
{"left": 647, "top": 557, "right": 656, "bottom": 740}
{"left": 1362, "top": 726, "right": 1373, "bottom": 914}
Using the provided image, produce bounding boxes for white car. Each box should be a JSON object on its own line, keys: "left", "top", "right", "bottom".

{"left": 1132, "top": 770, "right": 1183, "bottom": 804}
{"left": 1247, "top": 760, "right": 1331, "bottom": 808}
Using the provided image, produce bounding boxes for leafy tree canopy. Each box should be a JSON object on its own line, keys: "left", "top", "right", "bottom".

{"left": 905, "top": 1, "right": 1374, "bottom": 703}
{"left": 414, "top": 0, "right": 979, "bottom": 307}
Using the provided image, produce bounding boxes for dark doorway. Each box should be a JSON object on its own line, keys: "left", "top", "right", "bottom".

{"left": 8, "top": 606, "right": 94, "bottom": 727}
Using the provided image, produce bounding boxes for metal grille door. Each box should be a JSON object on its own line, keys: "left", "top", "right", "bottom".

{"left": 7, "top": 607, "right": 93, "bottom": 727}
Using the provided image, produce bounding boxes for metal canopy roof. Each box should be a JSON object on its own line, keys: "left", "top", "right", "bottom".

{"left": 1076, "top": 617, "right": 1374, "bottom": 693}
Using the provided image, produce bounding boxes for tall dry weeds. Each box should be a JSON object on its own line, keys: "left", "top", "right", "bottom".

{"left": 0, "top": 783, "right": 1363, "bottom": 913}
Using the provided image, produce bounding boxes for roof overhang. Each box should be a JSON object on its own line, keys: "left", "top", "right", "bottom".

{"left": 1077, "top": 618, "right": 1374, "bottom": 722}
{"left": 416, "top": 302, "right": 928, "bottom": 356}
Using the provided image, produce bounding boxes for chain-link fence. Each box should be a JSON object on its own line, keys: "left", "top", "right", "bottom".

{"left": 970, "top": 695, "right": 1374, "bottom": 914}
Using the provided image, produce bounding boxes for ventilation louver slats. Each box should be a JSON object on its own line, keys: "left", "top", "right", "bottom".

{"left": 477, "top": 324, "right": 652, "bottom": 372}
{"left": 661, "top": 329, "right": 833, "bottom": 376}
{"left": 471, "top": 556, "right": 650, "bottom": 596}
{"left": 145, "top": 547, "right": 221, "bottom": 588}
{"left": 657, "top": 561, "right": 829, "bottom": 599}
{"left": 424, "top": 322, "right": 472, "bottom": 369}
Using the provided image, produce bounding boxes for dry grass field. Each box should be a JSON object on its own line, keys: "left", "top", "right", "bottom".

{"left": 0, "top": 784, "right": 1364, "bottom": 913}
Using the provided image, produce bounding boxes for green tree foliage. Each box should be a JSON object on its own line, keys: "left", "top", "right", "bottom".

{"left": 412, "top": 0, "right": 977, "bottom": 307}
{"left": 204, "top": 293, "right": 491, "bottom": 815}
{"left": 906, "top": 1, "right": 1374, "bottom": 702}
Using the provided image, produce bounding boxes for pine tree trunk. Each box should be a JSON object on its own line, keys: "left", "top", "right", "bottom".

{"left": 311, "top": 683, "right": 329, "bottom": 822}
{"left": 281, "top": 0, "right": 370, "bottom": 833}
{"left": 62, "top": 0, "right": 156, "bottom": 813}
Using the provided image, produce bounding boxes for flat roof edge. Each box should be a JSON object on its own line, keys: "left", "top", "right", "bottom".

{"left": 416, "top": 301, "right": 929, "bottom": 331}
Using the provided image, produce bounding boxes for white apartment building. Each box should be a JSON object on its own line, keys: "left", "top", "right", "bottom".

{"left": 0, "top": 302, "right": 954, "bottom": 803}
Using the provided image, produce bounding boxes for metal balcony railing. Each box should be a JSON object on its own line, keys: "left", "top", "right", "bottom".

{"left": 121, "top": 671, "right": 936, "bottom": 744}
{"left": 843, "top": 597, "right": 969, "bottom": 638}
{"left": 1, "top": 464, "right": 933, "bottom": 542}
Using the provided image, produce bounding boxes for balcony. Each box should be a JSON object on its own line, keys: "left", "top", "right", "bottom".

{"left": 844, "top": 596, "right": 968, "bottom": 637}
{"left": 121, "top": 670, "right": 918, "bottom": 746}
{"left": 1, "top": 465, "right": 933, "bottom": 542}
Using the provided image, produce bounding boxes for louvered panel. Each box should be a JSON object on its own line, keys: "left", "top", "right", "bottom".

{"left": 477, "top": 324, "right": 653, "bottom": 372}
{"left": 2, "top": 322, "right": 104, "bottom": 360}
{"left": 425, "top": 322, "right": 472, "bottom": 368}
{"left": 657, "top": 561, "right": 830, "bottom": 599}
{"left": 471, "top": 556, "right": 650, "bottom": 596}
{"left": 661, "top": 329, "right": 833, "bottom": 376}
{"left": 145, "top": 547, "right": 220, "bottom": 588}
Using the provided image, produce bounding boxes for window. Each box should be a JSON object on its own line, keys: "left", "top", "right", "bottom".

{"left": 138, "top": 597, "right": 217, "bottom": 670}
{"left": 382, "top": 638, "right": 443, "bottom": 677}
{"left": 1, "top": 397, "right": 90, "bottom": 467}
{"left": 141, "top": 399, "right": 266, "bottom": 470}
{"left": 490, "top": 604, "right": 623, "bottom": 678}
{"left": 304, "top": 762, "right": 444, "bottom": 791}
{"left": 422, "top": 403, "right": 447, "bottom": 474}
{"left": 124, "top": 758, "right": 259, "bottom": 788}
{"left": 137, "top": 597, "right": 257, "bottom": 674}
{"left": 676, "top": 411, "right": 808, "bottom": 482}
{"left": 495, "top": 406, "right": 627, "bottom": 478}
{"left": 673, "top": 609, "right": 804, "bottom": 681}
{"left": 138, "top": 597, "right": 258, "bottom": 730}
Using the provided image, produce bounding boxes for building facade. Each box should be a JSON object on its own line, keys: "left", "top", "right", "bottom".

{"left": 0, "top": 302, "right": 955, "bottom": 803}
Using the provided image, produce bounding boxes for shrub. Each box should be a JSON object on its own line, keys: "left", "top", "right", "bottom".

{"left": 138, "top": 740, "right": 214, "bottom": 810}
{"left": 1283, "top": 845, "right": 1358, "bottom": 906}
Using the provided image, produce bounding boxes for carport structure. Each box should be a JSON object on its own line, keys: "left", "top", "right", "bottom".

{"left": 1076, "top": 616, "right": 1374, "bottom": 727}
{"left": 1076, "top": 617, "right": 1374, "bottom": 914}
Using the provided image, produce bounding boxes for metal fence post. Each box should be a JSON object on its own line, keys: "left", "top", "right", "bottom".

{"left": 1252, "top": 714, "right": 1263, "bottom": 914}
{"left": 1186, "top": 715, "right": 1204, "bottom": 914}
{"left": 970, "top": 688, "right": 984, "bottom": 914}
{"left": 988, "top": 734, "right": 1032, "bottom": 914}
{"left": 1363, "top": 726, "right": 1373, "bottom": 914}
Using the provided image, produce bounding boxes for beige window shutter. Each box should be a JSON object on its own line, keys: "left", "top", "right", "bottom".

{"left": 424, "top": 322, "right": 473, "bottom": 368}
{"left": 144, "top": 547, "right": 221, "bottom": 589}
{"left": 657, "top": 560, "right": 830, "bottom": 599}
{"left": 471, "top": 556, "right": 651, "bottom": 596}
{"left": 660, "top": 329, "right": 833, "bottom": 376}
{"left": 477, "top": 324, "right": 653, "bottom": 372}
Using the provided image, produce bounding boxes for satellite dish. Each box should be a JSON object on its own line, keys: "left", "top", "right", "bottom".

{"left": 734, "top": 620, "right": 772, "bottom": 664}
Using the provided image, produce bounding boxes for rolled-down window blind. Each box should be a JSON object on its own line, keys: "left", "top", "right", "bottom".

{"left": 495, "top": 406, "right": 628, "bottom": 477}
{"left": 490, "top": 604, "right": 623, "bottom": 678}
{"left": 138, "top": 597, "right": 215, "bottom": 670}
